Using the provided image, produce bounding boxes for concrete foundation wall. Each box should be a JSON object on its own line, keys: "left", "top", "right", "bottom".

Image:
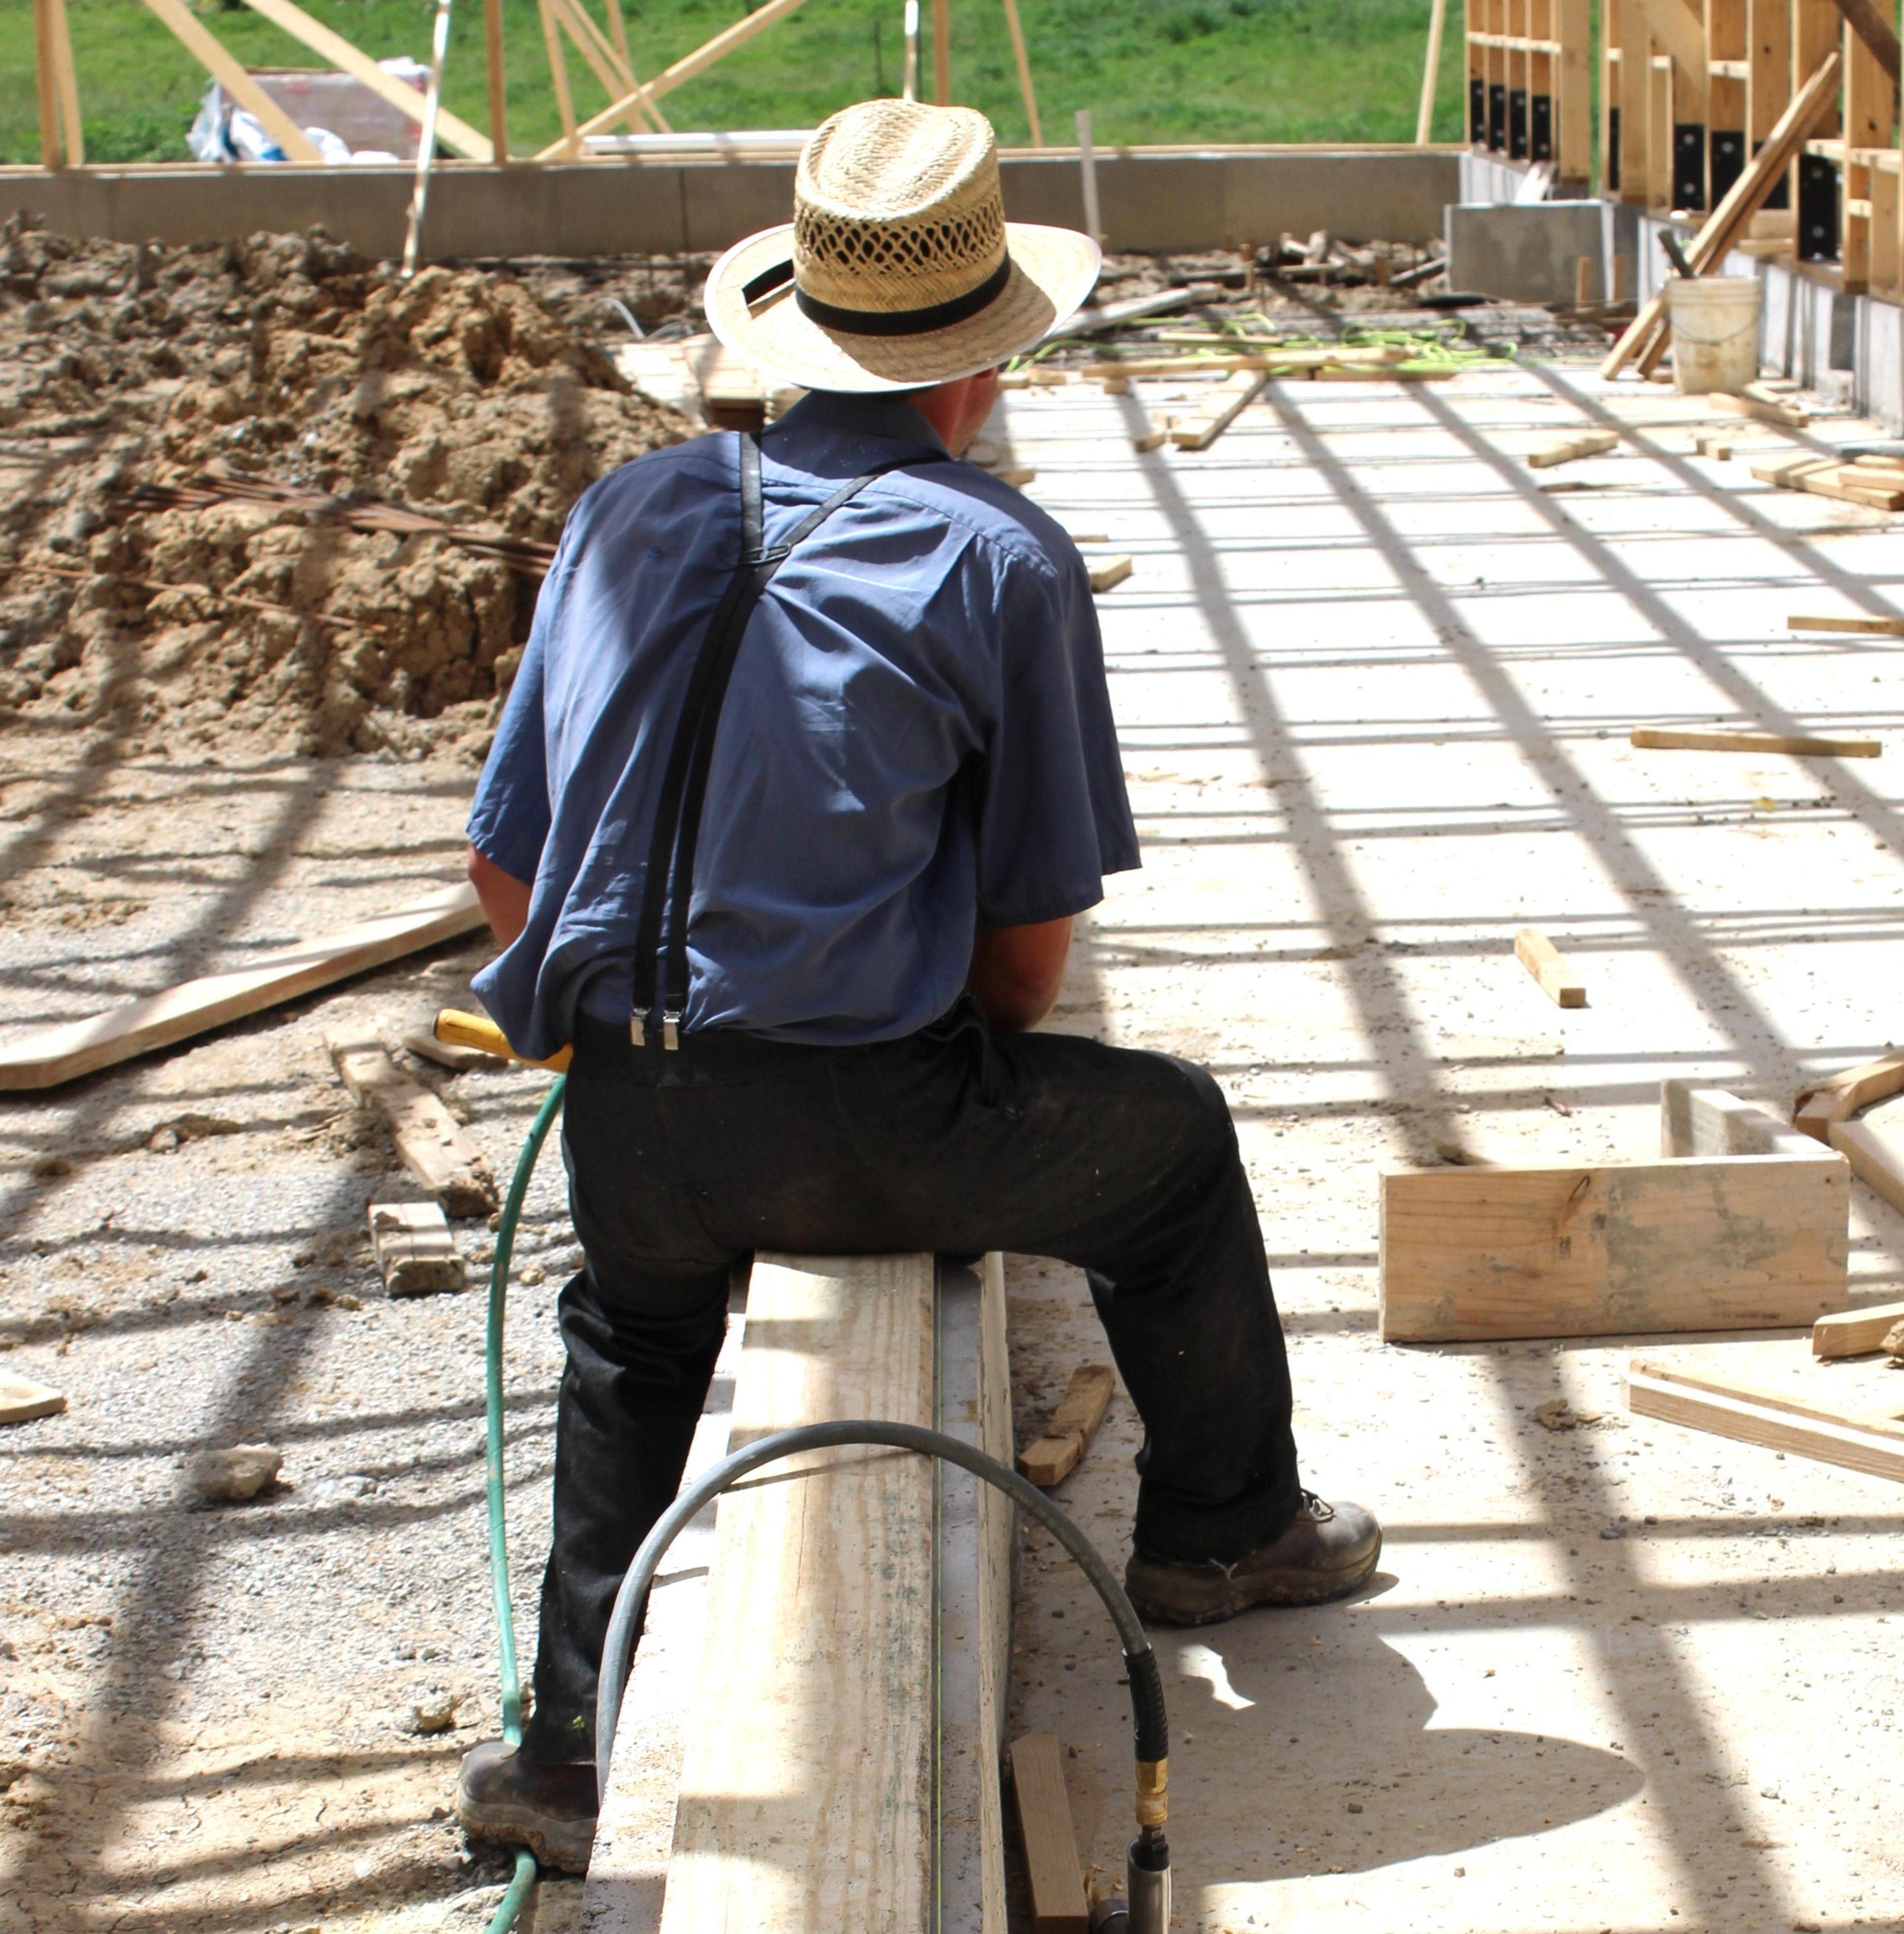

{"left": 1446, "top": 200, "right": 1614, "bottom": 303}
{"left": 0, "top": 148, "right": 1463, "bottom": 259}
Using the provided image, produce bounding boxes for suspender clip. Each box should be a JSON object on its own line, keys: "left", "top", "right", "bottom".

{"left": 662, "top": 1012, "right": 681, "bottom": 1051}
{"left": 630, "top": 1016, "right": 645, "bottom": 1047}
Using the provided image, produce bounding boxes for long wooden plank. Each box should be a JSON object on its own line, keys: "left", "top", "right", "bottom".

{"left": 1813, "top": 1297, "right": 1904, "bottom": 1357}
{"left": 1631, "top": 1354, "right": 1904, "bottom": 1435}
{"left": 657, "top": 1254, "right": 938, "bottom": 1933}
{"left": 1603, "top": 46, "right": 1843, "bottom": 375}
{"left": 1171, "top": 369, "right": 1267, "bottom": 449}
{"left": 138, "top": 0, "right": 325, "bottom": 163}
{"left": 1824, "top": 0, "right": 1901, "bottom": 83}
{"left": 1380, "top": 1152, "right": 1849, "bottom": 1342}
{"left": 0, "top": 883, "right": 482, "bottom": 1091}
{"left": 1627, "top": 1364, "right": 1904, "bottom": 1481}
{"left": 235, "top": 0, "right": 493, "bottom": 158}
{"left": 1630, "top": 726, "right": 1882, "bottom": 756}
{"left": 538, "top": 0, "right": 811, "bottom": 156}
{"left": 46, "top": 0, "right": 82, "bottom": 165}
{"left": 1009, "top": 1734, "right": 1089, "bottom": 1934}
{"left": 31, "top": 0, "right": 59, "bottom": 168}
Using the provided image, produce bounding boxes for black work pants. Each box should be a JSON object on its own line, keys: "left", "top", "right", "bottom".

{"left": 522, "top": 997, "right": 1302, "bottom": 1765}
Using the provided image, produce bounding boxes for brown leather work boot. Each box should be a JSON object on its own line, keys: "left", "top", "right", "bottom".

{"left": 1124, "top": 1492, "right": 1382, "bottom": 1629}
{"left": 455, "top": 1739, "right": 598, "bottom": 1873}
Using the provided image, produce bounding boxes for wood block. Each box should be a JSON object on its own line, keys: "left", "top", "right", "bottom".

{"left": 1828, "top": 1116, "right": 1904, "bottom": 1217}
{"left": 1009, "top": 1733, "right": 1089, "bottom": 1934}
{"left": 1813, "top": 1298, "right": 1904, "bottom": 1358}
{"left": 1751, "top": 455, "right": 1900, "bottom": 507}
{"left": 1528, "top": 429, "right": 1620, "bottom": 468}
{"left": 1169, "top": 370, "right": 1266, "bottom": 450}
{"left": 0, "top": 883, "right": 482, "bottom": 1092}
{"left": 1514, "top": 927, "right": 1585, "bottom": 1007}
{"left": 1627, "top": 1358, "right": 1904, "bottom": 1483}
{"left": 1629, "top": 727, "right": 1882, "bottom": 757}
{"left": 0, "top": 1376, "right": 66, "bottom": 1426}
{"left": 1660, "top": 1079, "right": 1830, "bottom": 1159}
{"left": 1695, "top": 433, "right": 1735, "bottom": 459}
{"left": 1087, "top": 554, "right": 1133, "bottom": 593}
{"left": 1133, "top": 424, "right": 1172, "bottom": 453}
{"left": 996, "top": 466, "right": 1037, "bottom": 487}
{"left": 1380, "top": 1153, "right": 1849, "bottom": 1342}
{"left": 1792, "top": 1048, "right": 1904, "bottom": 1140}
{"left": 367, "top": 1199, "right": 466, "bottom": 1297}
{"left": 1016, "top": 1363, "right": 1116, "bottom": 1487}
{"left": 1787, "top": 611, "right": 1904, "bottom": 635}
{"left": 331, "top": 1039, "right": 499, "bottom": 1218}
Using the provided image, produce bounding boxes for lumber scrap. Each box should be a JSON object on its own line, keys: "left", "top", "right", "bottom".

{"left": 1087, "top": 554, "right": 1133, "bottom": 593}
{"left": 635, "top": 1252, "right": 1012, "bottom": 1934}
{"left": 1792, "top": 1048, "right": 1904, "bottom": 1142}
{"left": 1788, "top": 611, "right": 1904, "bottom": 635}
{"left": 1711, "top": 390, "right": 1813, "bottom": 428}
{"left": 1380, "top": 1139, "right": 1848, "bottom": 1343}
{"left": 1170, "top": 370, "right": 1266, "bottom": 450}
{"left": 1528, "top": 430, "right": 1619, "bottom": 468}
{"left": 1814, "top": 1298, "right": 1904, "bottom": 1358}
{"left": 1626, "top": 1357, "right": 1904, "bottom": 1482}
{"left": 1602, "top": 49, "right": 1843, "bottom": 379}
{"left": 1629, "top": 726, "right": 1881, "bottom": 757}
{"left": 1752, "top": 454, "right": 1897, "bottom": 506}
{"left": 46, "top": 0, "right": 80, "bottom": 164}
{"left": 0, "top": 883, "right": 483, "bottom": 1092}
{"left": 1016, "top": 1364, "right": 1116, "bottom": 1487}
{"left": 330, "top": 1037, "right": 499, "bottom": 1218}
{"left": 235, "top": 0, "right": 494, "bottom": 158}
{"left": 1829, "top": 1116, "right": 1904, "bottom": 1217}
{"left": 138, "top": 0, "right": 325, "bottom": 162}
{"left": 1661, "top": 1078, "right": 1825, "bottom": 1159}
{"left": 367, "top": 1198, "right": 466, "bottom": 1297}
{"left": 1008, "top": 1733, "right": 1089, "bottom": 1934}
{"left": 0, "top": 1376, "right": 67, "bottom": 1426}
{"left": 1515, "top": 927, "right": 1586, "bottom": 1007}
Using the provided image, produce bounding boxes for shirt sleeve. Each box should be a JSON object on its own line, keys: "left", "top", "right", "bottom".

{"left": 467, "top": 619, "right": 552, "bottom": 886}
{"left": 967, "top": 541, "right": 1140, "bottom": 929}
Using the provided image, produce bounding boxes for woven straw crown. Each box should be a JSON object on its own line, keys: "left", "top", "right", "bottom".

{"left": 793, "top": 102, "right": 1007, "bottom": 316}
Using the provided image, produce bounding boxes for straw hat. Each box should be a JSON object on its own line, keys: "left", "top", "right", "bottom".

{"left": 703, "top": 99, "right": 1100, "bottom": 394}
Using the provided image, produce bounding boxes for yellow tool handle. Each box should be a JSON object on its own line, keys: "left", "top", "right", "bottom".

{"left": 435, "top": 1008, "right": 572, "bottom": 1073}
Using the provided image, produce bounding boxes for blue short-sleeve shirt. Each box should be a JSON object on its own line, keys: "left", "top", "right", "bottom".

{"left": 466, "top": 388, "right": 1139, "bottom": 1058}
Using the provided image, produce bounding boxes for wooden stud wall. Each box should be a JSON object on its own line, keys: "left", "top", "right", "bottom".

{"left": 1467, "top": 0, "right": 1591, "bottom": 181}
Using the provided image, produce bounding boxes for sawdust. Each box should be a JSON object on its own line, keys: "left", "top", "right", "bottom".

{"left": 0, "top": 218, "right": 695, "bottom": 759}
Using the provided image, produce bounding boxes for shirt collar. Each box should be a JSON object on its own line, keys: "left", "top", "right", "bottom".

{"left": 768, "top": 388, "right": 952, "bottom": 466}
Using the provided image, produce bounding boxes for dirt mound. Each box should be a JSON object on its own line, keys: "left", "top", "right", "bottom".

{"left": 0, "top": 218, "right": 695, "bottom": 757}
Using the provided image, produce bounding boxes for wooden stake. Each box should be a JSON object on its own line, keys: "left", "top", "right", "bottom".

{"left": 1417, "top": 0, "right": 1448, "bottom": 142}
{"left": 484, "top": 0, "right": 508, "bottom": 158}
{"left": 238, "top": 0, "right": 494, "bottom": 160}
{"left": 932, "top": 0, "right": 951, "bottom": 102}
{"left": 138, "top": 0, "right": 326, "bottom": 163}
{"left": 1629, "top": 726, "right": 1881, "bottom": 756}
{"left": 1001, "top": 0, "right": 1042, "bottom": 146}
{"left": 549, "top": 0, "right": 650, "bottom": 133}
{"left": 1515, "top": 927, "right": 1586, "bottom": 1006}
{"left": 47, "top": 0, "right": 82, "bottom": 165}
{"left": 31, "top": 0, "right": 60, "bottom": 169}
{"left": 1575, "top": 252, "right": 1593, "bottom": 305}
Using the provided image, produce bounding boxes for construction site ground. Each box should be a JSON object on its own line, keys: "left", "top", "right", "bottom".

{"left": 3, "top": 306, "right": 1904, "bottom": 1934}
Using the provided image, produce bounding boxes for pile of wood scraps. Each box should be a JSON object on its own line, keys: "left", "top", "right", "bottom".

{"left": 1755, "top": 450, "right": 1904, "bottom": 511}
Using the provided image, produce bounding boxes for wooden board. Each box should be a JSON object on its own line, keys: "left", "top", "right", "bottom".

{"left": 0, "top": 1376, "right": 67, "bottom": 1426}
{"left": 1515, "top": 926, "right": 1586, "bottom": 1007}
{"left": 652, "top": 1251, "right": 1014, "bottom": 1934}
{"left": 1528, "top": 429, "right": 1619, "bottom": 468}
{"left": 1087, "top": 554, "right": 1133, "bottom": 593}
{"left": 1661, "top": 1079, "right": 1830, "bottom": 1159}
{"left": 1787, "top": 611, "right": 1904, "bottom": 635}
{"left": 1813, "top": 1297, "right": 1904, "bottom": 1357}
{"left": 1008, "top": 1734, "right": 1089, "bottom": 1934}
{"left": 1627, "top": 1359, "right": 1904, "bottom": 1482}
{"left": 1752, "top": 454, "right": 1897, "bottom": 504}
{"left": 1793, "top": 1048, "right": 1904, "bottom": 1141}
{"left": 1828, "top": 1116, "right": 1904, "bottom": 1217}
{"left": 1016, "top": 1363, "right": 1116, "bottom": 1487}
{"left": 1380, "top": 1153, "right": 1849, "bottom": 1342}
{"left": 331, "top": 1037, "right": 498, "bottom": 1218}
{"left": 367, "top": 1198, "right": 466, "bottom": 1297}
{"left": 1630, "top": 727, "right": 1881, "bottom": 757}
{"left": 0, "top": 883, "right": 483, "bottom": 1091}
{"left": 1170, "top": 369, "right": 1266, "bottom": 450}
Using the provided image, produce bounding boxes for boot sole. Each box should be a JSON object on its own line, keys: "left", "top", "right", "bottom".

{"left": 454, "top": 1795, "right": 597, "bottom": 1874}
{"left": 1126, "top": 1540, "right": 1381, "bottom": 1629}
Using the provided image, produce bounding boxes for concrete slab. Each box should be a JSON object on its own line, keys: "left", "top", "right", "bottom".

{"left": 990, "top": 360, "right": 1904, "bottom": 1931}
{"left": 1446, "top": 201, "right": 1612, "bottom": 304}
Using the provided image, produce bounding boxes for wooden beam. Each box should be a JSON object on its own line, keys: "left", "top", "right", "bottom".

{"left": 542, "top": 0, "right": 811, "bottom": 157}
{"left": 1016, "top": 1364, "right": 1116, "bottom": 1487}
{"left": 1824, "top": 0, "right": 1901, "bottom": 81}
{"left": 331, "top": 1037, "right": 500, "bottom": 1217}
{"left": 932, "top": 0, "right": 951, "bottom": 102}
{"left": 0, "top": 1376, "right": 67, "bottom": 1426}
{"left": 1813, "top": 1297, "right": 1904, "bottom": 1356}
{"left": 548, "top": 0, "right": 644, "bottom": 132}
{"left": 1418, "top": 0, "right": 1450, "bottom": 142}
{"left": 1001, "top": 0, "right": 1043, "bottom": 146}
{"left": 1557, "top": 0, "right": 1592, "bottom": 180}
{"left": 138, "top": 0, "right": 325, "bottom": 163}
{"left": 1009, "top": 1733, "right": 1089, "bottom": 1934}
{"left": 1515, "top": 926, "right": 1586, "bottom": 1006}
{"left": 1627, "top": 1356, "right": 1904, "bottom": 1481}
{"left": 46, "top": 0, "right": 82, "bottom": 165}
{"left": 1170, "top": 369, "right": 1267, "bottom": 449}
{"left": 1629, "top": 726, "right": 1881, "bottom": 756}
{"left": 1661, "top": 1077, "right": 1827, "bottom": 1157}
{"left": 1528, "top": 429, "right": 1620, "bottom": 466}
{"left": 236, "top": 0, "right": 494, "bottom": 160}
{"left": 0, "top": 884, "right": 483, "bottom": 1091}
{"left": 1787, "top": 611, "right": 1904, "bottom": 633}
{"left": 539, "top": 0, "right": 580, "bottom": 156}
{"left": 367, "top": 1198, "right": 467, "bottom": 1296}
{"left": 30, "top": 0, "right": 60, "bottom": 169}
{"left": 1829, "top": 1115, "right": 1904, "bottom": 1216}
{"left": 483, "top": 0, "right": 509, "bottom": 159}
{"left": 1634, "top": 0, "right": 1710, "bottom": 82}
{"left": 1603, "top": 45, "right": 1842, "bottom": 374}
{"left": 1380, "top": 1148, "right": 1849, "bottom": 1343}
{"left": 1086, "top": 553, "right": 1133, "bottom": 593}
{"left": 1792, "top": 1048, "right": 1904, "bottom": 1140}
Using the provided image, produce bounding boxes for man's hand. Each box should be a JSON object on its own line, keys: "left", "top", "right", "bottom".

{"left": 467, "top": 845, "right": 533, "bottom": 948}
{"left": 966, "top": 915, "right": 1072, "bottom": 1032}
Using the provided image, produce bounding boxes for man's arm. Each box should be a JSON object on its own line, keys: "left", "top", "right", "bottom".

{"left": 966, "top": 915, "right": 1072, "bottom": 1032}
{"left": 467, "top": 844, "right": 534, "bottom": 949}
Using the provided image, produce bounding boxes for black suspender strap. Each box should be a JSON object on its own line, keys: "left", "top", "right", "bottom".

{"left": 629, "top": 430, "right": 902, "bottom": 1048}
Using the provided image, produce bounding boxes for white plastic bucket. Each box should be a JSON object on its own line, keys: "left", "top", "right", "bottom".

{"left": 1667, "top": 275, "right": 1762, "bottom": 395}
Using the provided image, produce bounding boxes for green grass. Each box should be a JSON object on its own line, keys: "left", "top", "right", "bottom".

{"left": 0, "top": 0, "right": 1472, "bottom": 167}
